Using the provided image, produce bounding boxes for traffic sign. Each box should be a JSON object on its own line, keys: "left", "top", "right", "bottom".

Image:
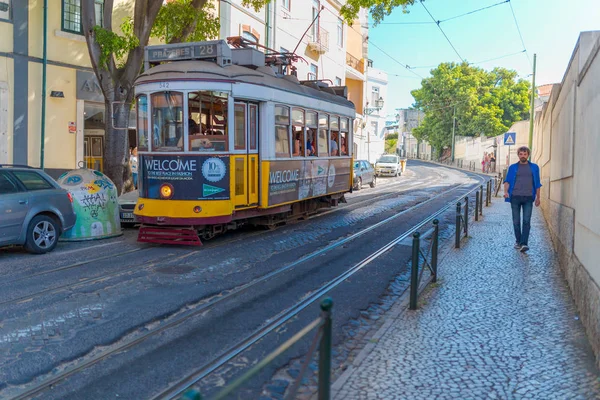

{"left": 504, "top": 132, "right": 516, "bottom": 146}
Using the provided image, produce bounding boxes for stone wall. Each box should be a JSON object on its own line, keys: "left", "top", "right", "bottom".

{"left": 533, "top": 30, "right": 600, "bottom": 367}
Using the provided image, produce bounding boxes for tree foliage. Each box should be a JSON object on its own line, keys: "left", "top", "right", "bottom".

{"left": 341, "top": 0, "right": 415, "bottom": 25}
{"left": 411, "top": 62, "right": 530, "bottom": 156}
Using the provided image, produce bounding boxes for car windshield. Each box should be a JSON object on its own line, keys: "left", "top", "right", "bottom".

{"left": 378, "top": 156, "right": 398, "bottom": 163}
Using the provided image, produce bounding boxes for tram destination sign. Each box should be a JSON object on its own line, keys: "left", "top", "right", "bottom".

{"left": 145, "top": 40, "right": 233, "bottom": 69}
{"left": 139, "top": 155, "right": 230, "bottom": 201}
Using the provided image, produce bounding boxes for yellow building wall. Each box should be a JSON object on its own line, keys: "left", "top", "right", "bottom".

{"left": 28, "top": 0, "right": 92, "bottom": 67}
{"left": 0, "top": 20, "right": 13, "bottom": 53}
{"left": 0, "top": 56, "right": 14, "bottom": 164}
{"left": 346, "top": 78, "right": 363, "bottom": 113}
{"left": 45, "top": 65, "right": 78, "bottom": 169}
{"left": 346, "top": 21, "right": 363, "bottom": 61}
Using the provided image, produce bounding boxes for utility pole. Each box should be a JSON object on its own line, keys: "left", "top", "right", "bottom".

{"left": 451, "top": 106, "right": 456, "bottom": 162}
{"left": 528, "top": 54, "right": 537, "bottom": 159}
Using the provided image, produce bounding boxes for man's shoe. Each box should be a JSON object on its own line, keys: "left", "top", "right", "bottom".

{"left": 514, "top": 243, "right": 521, "bottom": 249}
{"left": 520, "top": 245, "right": 530, "bottom": 252}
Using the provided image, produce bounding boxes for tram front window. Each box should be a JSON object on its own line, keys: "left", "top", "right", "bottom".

{"left": 188, "top": 91, "right": 229, "bottom": 152}
{"left": 151, "top": 91, "right": 183, "bottom": 152}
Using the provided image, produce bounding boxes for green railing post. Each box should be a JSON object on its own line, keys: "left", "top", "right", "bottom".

{"left": 318, "top": 298, "right": 333, "bottom": 400}
{"left": 475, "top": 190, "right": 479, "bottom": 222}
{"left": 432, "top": 220, "right": 439, "bottom": 283}
{"left": 410, "top": 232, "right": 420, "bottom": 310}
{"left": 455, "top": 202, "right": 461, "bottom": 249}
{"left": 463, "top": 196, "right": 469, "bottom": 237}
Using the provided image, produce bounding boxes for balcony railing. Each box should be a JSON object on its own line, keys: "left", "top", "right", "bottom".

{"left": 346, "top": 52, "right": 364, "bottom": 73}
{"left": 307, "top": 28, "right": 329, "bottom": 54}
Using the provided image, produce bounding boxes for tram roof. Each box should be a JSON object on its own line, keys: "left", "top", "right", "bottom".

{"left": 135, "top": 60, "right": 356, "bottom": 111}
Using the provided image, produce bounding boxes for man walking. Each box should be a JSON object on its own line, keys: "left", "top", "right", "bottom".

{"left": 503, "top": 146, "right": 542, "bottom": 252}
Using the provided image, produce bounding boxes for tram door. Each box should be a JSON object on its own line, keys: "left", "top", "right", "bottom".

{"left": 233, "top": 102, "right": 259, "bottom": 207}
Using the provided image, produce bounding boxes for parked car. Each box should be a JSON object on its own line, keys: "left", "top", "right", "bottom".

{"left": 118, "top": 189, "right": 139, "bottom": 227}
{"left": 353, "top": 160, "right": 376, "bottom": 190}
{"left": 0, "top": 165, "right": 76, "bottom": 254}
{"left": 375, "top": 154, "right": 401, "bottom": 177}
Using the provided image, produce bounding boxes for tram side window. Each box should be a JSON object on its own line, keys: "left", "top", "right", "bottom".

{"left": 330, "top": 116, "right": 339, "bottom": 156}
{"left": 275, "top": 105, "right": 291, "bottom": 158}
{"left": 318, "top": 114, "right": 329, "bottom": 157}
{"left": 151, "top": 92, "right": 183, "bottom": 152}
{"left": 136, "top": 95, "right": 148, "bottom": 151}
{"left": 340, "top": 117, "right": 349, "bottom": 156}
{"left": 306, "top": 111, "right": 317, "bottom": 156}
{"left": 292, "top": 108, "right": 305, "bottom": 157}
{"left": 188, "top": 91, "right": 229, "bottom": 152}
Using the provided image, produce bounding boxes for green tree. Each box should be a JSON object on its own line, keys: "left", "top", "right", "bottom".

{"left": 81, "top": 0, "right": 415, "bottom": 193}
{"left": 411, "top": 63, "right": 530, "bottom": 157}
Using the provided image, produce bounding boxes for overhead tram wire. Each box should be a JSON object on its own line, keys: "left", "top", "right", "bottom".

{"left": 507, "top": 0, "right": 533, "bottom": 68}
{"left": 438, "top": 0, "right": 510, "bottom": 24}
{"left": 419, "top": 0, "right": 466, "bottom": 63}
{"left": 471, "top": 49, "right": 527, "bottom": 65}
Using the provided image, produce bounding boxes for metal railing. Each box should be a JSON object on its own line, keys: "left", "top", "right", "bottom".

{"left": 308, "top": 28, "right": 329, "bottom": 53}
{"left": 345, "top": 52, "right": 364, "bottom": 73}
{"left": 180, "top": 299, "right": 334, "bottom": 400}
{"left": 409, "top": 220, "right": 439, "bottom": 310}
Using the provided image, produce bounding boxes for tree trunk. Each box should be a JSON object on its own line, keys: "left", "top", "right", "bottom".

{"left": 103, "top": 87, "right": 132, "bottom": 195}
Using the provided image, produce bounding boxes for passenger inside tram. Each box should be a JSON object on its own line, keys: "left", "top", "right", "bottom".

{"left": 187, "top": 91, "right": 229, "bottom": 151}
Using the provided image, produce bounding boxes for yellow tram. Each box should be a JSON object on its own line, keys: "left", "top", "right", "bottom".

{"left": 133, "top": 39, "right": 356, "bottom": 245}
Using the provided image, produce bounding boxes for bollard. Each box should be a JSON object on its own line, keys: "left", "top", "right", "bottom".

{"left": 479, "top": 185, "right": 484, "bottom": 216}
{"left": 432, "top": 219, "right": 439, "bottom": 283}
{"left": 464, "top": 196, "right": 469, "bottom": 237}
{"left": 475, "top": 191, "right": 479, "bottom": 222}
{"left": 486, "top": 181, "right": 491, "bottom": 206}
{"left": 455, "top": 202, "right": 462, "bottom": 249}
{"left": 410, "top": 232, "right": 420, "bottom": 310}
{"left": 318, "top": 298, "right": 333, "bottom": 400}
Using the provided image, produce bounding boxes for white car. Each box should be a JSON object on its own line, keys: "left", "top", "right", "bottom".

{"left": 375, "top": 155, "right": 401, "bottom": 177}
{"left": 118, "top": 190, "right": 138, "bottom": 227}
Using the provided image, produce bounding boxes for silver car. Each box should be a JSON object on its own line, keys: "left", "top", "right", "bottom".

{"left": 118, "top": 189, "right": 138, "bottom": 227}
{"left": 0, "top": 165, "right": 76, "bottom": 254}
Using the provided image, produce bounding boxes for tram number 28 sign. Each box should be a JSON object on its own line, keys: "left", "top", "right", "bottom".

{"left": 147, "top": 44, "right": 218, "bottom": 63}
{"left": 140, "top": 155, "right": 230, "bottom": 201}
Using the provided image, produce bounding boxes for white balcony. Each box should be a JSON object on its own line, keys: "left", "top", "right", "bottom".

{"left": 307, "top": 28, "right": 329, "bottom": 54}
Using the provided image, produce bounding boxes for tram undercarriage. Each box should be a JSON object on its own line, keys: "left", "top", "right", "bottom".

{"left": 137, "top": 195, "right": 346, "bottom": 246}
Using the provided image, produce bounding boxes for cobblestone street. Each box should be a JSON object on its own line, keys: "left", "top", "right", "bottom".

{"left": 332, "top": 198, "right": 600, "bottom": 399}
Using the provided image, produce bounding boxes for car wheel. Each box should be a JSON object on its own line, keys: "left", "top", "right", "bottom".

{"left": 24, "top": 215, "right": 59, "bottom": 254}
{"left": 370, "top": 176, "right": 376, "bottom": 188}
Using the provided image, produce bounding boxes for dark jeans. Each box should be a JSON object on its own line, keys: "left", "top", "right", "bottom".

{"left": 511, "top": 195, "right": 533, "bottom": 245}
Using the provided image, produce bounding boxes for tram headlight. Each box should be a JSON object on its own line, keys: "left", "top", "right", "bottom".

{"left": 159, "top": 183, "right": 174, "bottom": 199}
{"left": 193, "top": 206, "right": 202, "bottom": 213}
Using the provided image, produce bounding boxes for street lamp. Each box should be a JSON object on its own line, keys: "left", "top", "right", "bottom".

{"left": 364, "top": 97, "right": 384, "bottom": 115}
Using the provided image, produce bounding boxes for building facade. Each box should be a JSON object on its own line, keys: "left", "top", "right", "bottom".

{"left": 359, "top": 61, "right": 388, "bottom": 163}
{"left": 0, "top": 0, "right": 368, "bottom": 177}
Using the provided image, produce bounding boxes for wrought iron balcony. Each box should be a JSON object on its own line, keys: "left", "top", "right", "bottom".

{"left": 307, "top": 28, "right": 329, "bottom": 54}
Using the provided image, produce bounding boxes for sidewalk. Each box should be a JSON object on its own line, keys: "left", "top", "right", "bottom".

{"left": 332, "top": 198, "right": 600, "bottom": 399}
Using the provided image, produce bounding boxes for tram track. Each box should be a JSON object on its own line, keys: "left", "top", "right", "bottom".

{"left": 0, "top": 167, "right": 441, "bottom": 308}
{"left": 155, "top": 185, "right": 479, "bottom": 400}
{"left": 8, "top": 175, "right": 486, "bottom": 400}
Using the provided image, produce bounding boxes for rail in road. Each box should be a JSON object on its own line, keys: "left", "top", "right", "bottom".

{"left": 2, "top": 165, "right": 489, "bottom": 399}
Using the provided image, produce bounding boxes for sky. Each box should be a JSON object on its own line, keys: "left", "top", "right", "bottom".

{"left": 367, "top": 0, "right": 600, "bottom": 112}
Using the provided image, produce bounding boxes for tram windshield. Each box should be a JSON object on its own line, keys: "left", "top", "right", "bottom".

{"left": 187, "top": 91, "right": 229, "bottom": 152}
{"left": 151, "top": 91, "right": 184, "bottom": 152}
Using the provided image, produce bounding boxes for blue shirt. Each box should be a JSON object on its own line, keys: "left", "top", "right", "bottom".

{"left": 504, "top": 161, "right": 542, "bottom": 202}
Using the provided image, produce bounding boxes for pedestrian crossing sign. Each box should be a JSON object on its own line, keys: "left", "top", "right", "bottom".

{"left": 504, "top": 132, "right": 516, "bottom": 146}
